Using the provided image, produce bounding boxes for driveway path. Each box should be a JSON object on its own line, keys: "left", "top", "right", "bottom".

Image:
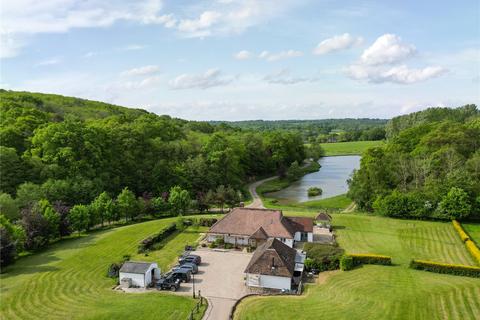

{"left": 246, "top": 176, "right": 278, "bottom": 209}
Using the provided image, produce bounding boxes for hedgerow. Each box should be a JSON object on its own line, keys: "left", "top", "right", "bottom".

{"left": 410, "top": 259, "right": 480, "bottom": 278}
{"left": 452, "top": 220, "right": 470, "bottom": 242}
{"left": 340, "top": 253, "right": 392, "bottom": 270}
{"left": 138, "top": 223, "right": 177, "bottom": 253}
{"left": 465, "top": 240, "right": 480, "bottom": 265}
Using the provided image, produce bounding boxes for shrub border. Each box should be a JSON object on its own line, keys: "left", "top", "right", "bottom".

{"left": 410, "top": 259, "right": 480, "bottom": 278}
{"left": 340, "top": 253, "right": 392, "bottom": 270}
{"left": 452, "top": 220, "right": 480, "bottom": 265}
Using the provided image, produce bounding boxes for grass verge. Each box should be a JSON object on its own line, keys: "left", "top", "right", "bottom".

{"left": 320, "top": 140, "right": 385, "bottom": 156}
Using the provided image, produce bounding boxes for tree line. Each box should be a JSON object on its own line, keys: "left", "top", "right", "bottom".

{"left": 348, "top": 105, "right": 480, "bottom": 221}
{"left": 0, "top": 90, "right": 317, "bottom": 267}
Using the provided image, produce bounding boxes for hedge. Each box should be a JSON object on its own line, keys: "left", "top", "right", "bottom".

{"left": 465, "top": 240, "right": 480, "bottom": 264}
{"left": 410, "top": 259, "right": 480, "bottom": 278}
{"left": 452, "top": 220, "right": 470, "bottom": 242}
{"left": 138, "top": 223, "right": 177, "bottom": 253}
{"left": 341, "top": 253, "right": 392, "bottom": 270}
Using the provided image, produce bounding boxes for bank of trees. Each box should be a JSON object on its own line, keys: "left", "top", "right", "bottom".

{"left": 348, "top": 105, "right": 480, "bottom": 220}
{"left": 0, "top": 90, "right": 308, "bottom": 266}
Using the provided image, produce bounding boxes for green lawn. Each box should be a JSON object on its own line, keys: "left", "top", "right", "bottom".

{"left": 234, "top": 214, "right": 480, "bottom": 320}
{"left": 0, "top": 216, "right": 215, "bottom": 320}
{"left": 320, "top": 140, "right": 385, "bottom": 156}
{"left": 463, "top": 223, "right": 480, "bottom": 246}
{"left": 264, "top": 194, "right": 352, "bottom": 213}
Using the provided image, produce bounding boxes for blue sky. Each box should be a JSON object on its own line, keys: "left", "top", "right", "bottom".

{"left": 1, "top": 0, "right": 479, "bottom": 120}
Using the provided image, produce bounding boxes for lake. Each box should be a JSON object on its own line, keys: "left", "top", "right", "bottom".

{"left": 266, "top": 155, "right": 361, "bottom": 202}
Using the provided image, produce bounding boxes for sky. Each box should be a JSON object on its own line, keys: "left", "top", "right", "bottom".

{"left": 0, "top": 0, "right": 479, "bottom": 120}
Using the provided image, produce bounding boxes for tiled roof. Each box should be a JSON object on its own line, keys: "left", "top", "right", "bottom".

{"left": 244, "top": 238, "right": 296, "bottom": 277}
{"left": 316, "top": 212, "right": 332, "bottom": 221}
{"left": 208, "top": 208, "right": 294, "bottom": 239}
{"left": 286, "top": 217, "right": 313, "bottom": 233}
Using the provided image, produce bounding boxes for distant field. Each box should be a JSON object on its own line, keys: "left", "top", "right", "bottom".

{"left": 463, "top": 223, "right": 480, "bottom": 246}
{"left": 0, "top": 217, "right": 216, "bottom": 320}
{"left": 234, "top": 214, "right": 480, "bottom": 320}
{"left": 320, "top": 140, "right": 385, "bottom": 156}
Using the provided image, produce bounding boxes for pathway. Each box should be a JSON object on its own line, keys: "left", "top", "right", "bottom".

{"left": 246, "top": 176, "right": 278, "bottom": 209}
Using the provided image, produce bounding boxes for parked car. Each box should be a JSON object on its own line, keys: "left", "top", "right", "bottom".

{"left": 178, "top": 254, "right": 201, "bottom": 265}
{"left": 172, "top": 262, "right": 198, "bottom": 274}
{"left": 170, "top": 269, "right": 192, "bottom": 283}
{"left": 156, "top": 275, "right": 180, "bottom": 291}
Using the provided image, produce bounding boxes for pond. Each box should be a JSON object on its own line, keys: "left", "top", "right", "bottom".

{"left": 266, "top": 155, "right": 361, "bottom": 203}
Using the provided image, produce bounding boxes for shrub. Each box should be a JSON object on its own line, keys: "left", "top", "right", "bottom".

{"left": 307, "top": 187, "right": 322, "bottom": 197}
{"left": 303, "top": 243, "right": 344, "bottom": 272}
{"left": 340, "top": 255, "right": 354, "bottom": 271}
{"left": 349, "top": 253, "right": 392, "bottom": 266}
{"left": 224, "top": 243, "right": 233, "bottom": 249}
{"left": 410, "top": 259, "right": 480, "bottom": 278}
{"left": 465, "top": 240, "right": 480, "bottom": 264}
{"left": 193, "top": 218, "right": 218, "bottom": 227}
{"left": 452, "top": 220, "right": 470, "bottom": 242}
{"left": 209, "top": 242, "right": 218, "bottom": 248}
{"left": 138, "top": 223, "right": 177, "bottom": 253}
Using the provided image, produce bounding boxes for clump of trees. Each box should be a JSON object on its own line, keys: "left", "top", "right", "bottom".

{"left": 348, "top": 105, "right": 480, "bottom": 220}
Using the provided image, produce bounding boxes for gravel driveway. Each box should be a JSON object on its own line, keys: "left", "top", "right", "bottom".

{"left": 174, "top": 249, "right": 253, "bottom": 320}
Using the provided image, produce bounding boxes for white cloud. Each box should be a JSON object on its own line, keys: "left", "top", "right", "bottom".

{"left": 177, "top": 11, "right": 222, "bottom": 36}
{"left": 258, "top": 50, "right": 303, "bottom": 62}
{"left": 36, "top": 58, "right": 62, "bottom": 66}
{"left": 346, "top": 64, "right": 447, "bottom": 84}
{"left": 264, "top": 69, "right": 318, "bottom": 85}
{"left": 360, "top": 34, "right": 416, "bottom": 65}
{"left": 121, "top": 44, "right": 147, "bottom": 51}
{"left": 234, "top": 50, "right": 252, "bottom": 60}
{"left": 121, "top": 65, "right": 161, "bottom": 77}
{"left": 313, "top": 33, "right": 363, "bottom": 55}
{"left": 346, "top": 34, "right": 447, "bottom": 84}
{"left": 169, "top": 69, "right": 234, "bottom": 90}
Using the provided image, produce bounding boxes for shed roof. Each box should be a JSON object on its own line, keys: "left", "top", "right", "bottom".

{"left": 244, "top": 238, "right": 297, "bottom": 277}
{"left": 119, "top": 261, "right": 156, "bottom": 274}
{"left": 316, "top": 212, "right": 332, "bottom": 221}
{"left": 287, "top": 217, "right": 313, "bottom": 233}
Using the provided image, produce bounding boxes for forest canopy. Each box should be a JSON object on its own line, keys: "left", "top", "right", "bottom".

{"left": 348, "top": 104, "right": 480, "bottom": 220}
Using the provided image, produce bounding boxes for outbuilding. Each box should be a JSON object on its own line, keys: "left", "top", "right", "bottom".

{"left": 245, "top": 238, "right": 304, "bottom": 291}
{"left": 119, "top": 261, "right": 161, "bottom": 288}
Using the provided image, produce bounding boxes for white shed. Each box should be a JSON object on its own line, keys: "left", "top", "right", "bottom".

{"left": 119, "top": 261, "right": 161, "bottom": 288}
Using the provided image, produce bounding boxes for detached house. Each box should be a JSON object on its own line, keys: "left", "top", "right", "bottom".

{"left": 207, "top": 208, "right": 313, "bottom": 248}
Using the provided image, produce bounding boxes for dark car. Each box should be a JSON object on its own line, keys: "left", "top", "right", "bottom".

{"left": 171, "top": 269, "right": 192, "bottom": 283}
{"left": 156, "top": 275, "right": 180, "bottom": 291}
{"left": 172, "top": 262, "right": 198, "bottom": 274}
{"left": 179, "top": 253, "right": 201, "bottom": 265}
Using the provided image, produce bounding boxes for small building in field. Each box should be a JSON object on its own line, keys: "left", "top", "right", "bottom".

{"left": 119, "top": 261, "right": 161, "bottom": 288}
{"left": 207, "top": 208, "right": 313, "bottom": 248}
{"left": 315, "top": 212, "right": 332, "bottom": 223}
{"left": 245, "top": 238, "right": 305, "bottom": 291}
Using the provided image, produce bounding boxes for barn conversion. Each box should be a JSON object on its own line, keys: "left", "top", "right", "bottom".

{"left": 244, "top": 238, "right": 305, "bottom": 291}
{"left": 119, "top": 261, "right": 161, "bottom": 288}
{"left": 207, "top": 208, "right": 313, "bottom": 248}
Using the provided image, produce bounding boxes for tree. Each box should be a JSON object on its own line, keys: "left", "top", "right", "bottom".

{"left": 37, "top": 199, "right": 61, "bottom": 239}
{"left": 0, "top": 146, "right": 26, "bottom": 195}
{"left": 437, "top": 187, "right": 472, "bottom": 220}
{"left": 286, "top": 161, "right": 302, "bottom": 182}
{"left": 90, "top": 192, "right": 114, "bottom": 227}
{"left": 0, "top": 193, "right": 20, "bottom": 220}
{"left": 225, "top": 186, "right": 242, "bottom": 209}
{"left": 116, "top": 187, "right": 138, "bottom": 222}
{"left": 168, "top": 186, "right": 191, "bottom": 215}
{"left": 0, "top": 227, "right": 16, "bottom": 267}
{"left": 152, "top": 195, "right": 170, "bottom": 216}
{"left": 52, "top": 201, "right": 71, "bottom": 237}
{"left": 214, "top": 185, "right": 227, "bottom": 212}
{"left": 0, "top": 214, "right": 26, "bottom": 255}
{"left": 69, "top": 205, "right": 91, "bottom": 234}
{"left": 16, "top": 182, "right": 44, "bottom": 209}
{"left": 20, "top": 204, "right": 50, "bottom": 250}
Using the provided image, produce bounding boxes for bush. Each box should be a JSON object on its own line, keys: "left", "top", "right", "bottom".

{"left": 224, "top": 243, "right": 233, "bottom": 249}
{"left": 465, "top": 240, "right": 480, "bottom": 264}
{"left": 410, "top": 259, "right": 480, "bottom": 278}
{"left": 209, "top": 242, "right": 218, "bottom": 248}
{"left": 307, "top": 187, "right": 322, "bottom": 197}
{"left": 138, "top": 223, "right": 177, "bottom": 253}
{"left": 452, "top": 220, "right": 470, "bottom": 242}
{"left": 341, "top": 253, "right": 392, "bottom": 271}
{"left": 340, "top": 255, "right": 354, "bottom": 271}
{"left": 303, "top": 243, "right": 344, "bottom": 272}
{"left": 193, "top": 218, "right": 218, "bottom": 227}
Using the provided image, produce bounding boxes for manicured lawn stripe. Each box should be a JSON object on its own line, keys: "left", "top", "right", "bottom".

{"left": 0, "top": 216, "right": 215, "bottom": 320}
{"left": 234, "top": 214, "right": 480, "bottom": 320}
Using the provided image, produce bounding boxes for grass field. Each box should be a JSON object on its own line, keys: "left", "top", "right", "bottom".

{"left": 263, "top": 194, "right": 352, "bottom": 213}
{"left": 234, "top": 214, "right": 480, "bottom": 320}
{"left": 320, "top": 140, "right": 385, "bottom": 156}
{"left": 0, "top": 216, "right": 216, "bottom": 320}
{"left": 463, "top": 223, "right": 480, "bottom": 246}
